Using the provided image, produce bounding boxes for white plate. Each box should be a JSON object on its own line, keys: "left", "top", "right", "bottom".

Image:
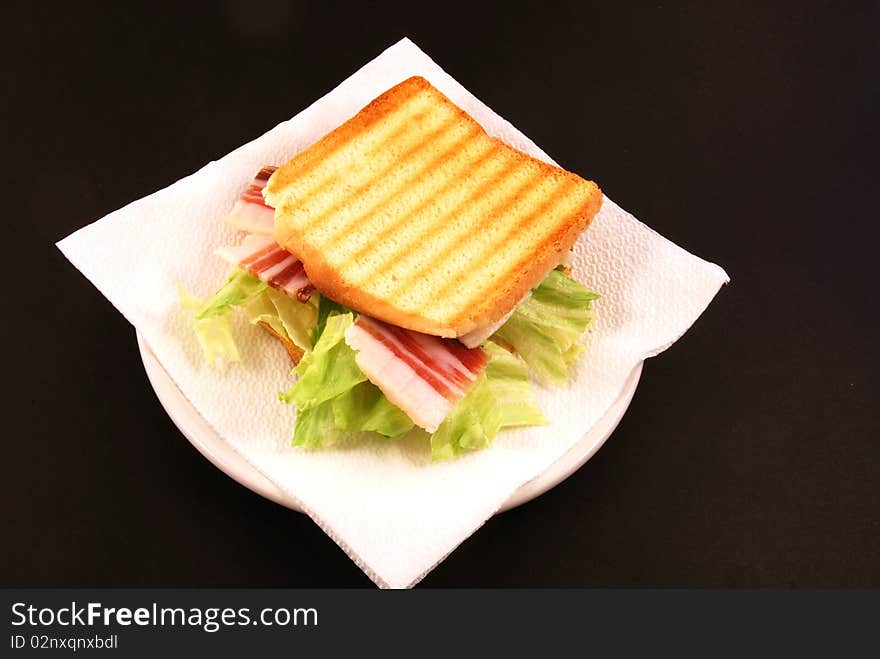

{"left": 136, "top": 331, "right": 642, "bottom": 513}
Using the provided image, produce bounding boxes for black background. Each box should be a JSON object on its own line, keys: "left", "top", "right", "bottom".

{"left": 2, "top": 1, "right": 877, "bottom": 587}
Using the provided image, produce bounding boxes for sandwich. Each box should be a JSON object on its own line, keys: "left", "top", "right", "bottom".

{"left": 182, "top": 76, "right": 602, "bottom": 459}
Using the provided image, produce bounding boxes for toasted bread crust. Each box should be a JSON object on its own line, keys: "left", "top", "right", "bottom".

{"left": 257, "top": 321, "right": 304, "bottom": 364}
{"left": 267, "top": 76, "right": 602, "bottom": 337}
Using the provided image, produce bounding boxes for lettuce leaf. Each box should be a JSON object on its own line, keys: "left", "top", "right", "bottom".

{"left": 180, "top": 271, "right": 268, "bottom": 365}
{"left": 182, "top": 269, "right": 319, "bottom": 364}
{"left": 491, "top": 313, "right": 568, "bottom": 385}
{"left": 246, "top": 288, "right": 317, "bottom": 352}
{"left": 291, "top": 399, "right": 340, "bottom": 448}
{"left": 281, "top": 311, "right": 415, "bottom": 446}
{"left": 179, "top": 284, "right": 241, "bottom": 365}
{"left": 279, "top": 312, "right": 365, "bottom": 409}
{"left": 195, "top": 270, "right": 267, "bottom": 320}
{"left": 312, "top": 295, "right": 349, "bottom": 344}
{"left": 493, "top": 270, "right": 599, "bottom": 385}
{"left": 331, "top": 382, "right": 414, "bottom": 438}
{"left": 430, "top": 342, "right": 547, "bottom": 460}
{"left": 185, "top": 267, "right": 594, "bottom": 455}
{"left": 292, "top": 383, "right": 414, "bottom": 447}
{"left": 243, "top": 293, "right": 285, "bottom": 337}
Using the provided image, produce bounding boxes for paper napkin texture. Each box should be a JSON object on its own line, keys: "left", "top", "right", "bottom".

{"left": 58, "top": 38, "right": 729, "bottom": 588}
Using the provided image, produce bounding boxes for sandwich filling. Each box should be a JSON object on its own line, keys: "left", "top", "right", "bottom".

{"left": 215, "top": 233, "right": 313, "bottom": 302}
{"left": 345, "top": 315, "right": 489, "bottom": 432}
{"left": 224, "top": 165, "right": 276, "bottom": 234}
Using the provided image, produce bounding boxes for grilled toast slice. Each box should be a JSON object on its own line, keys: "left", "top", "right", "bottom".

{"left": 265, "top": 76, "right": 601, "bottom": 337}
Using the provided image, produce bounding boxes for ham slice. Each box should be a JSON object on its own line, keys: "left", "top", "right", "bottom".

{"left": 215, "top": 233, "right": 313, "bottom": 301}
{"left": 344, "top": 315, "right": 488, "bottom": 431}
{"left": 225, "top": 166, "right": 277, "bottom": 234}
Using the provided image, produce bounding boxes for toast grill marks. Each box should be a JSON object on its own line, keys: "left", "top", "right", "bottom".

{"left": 319, "top": 134, "right": 504, "bottom": 280}
{"left": 264, "top": 87, "right": 435, "bottom": 211}
{"left": 433, "top": 175, "right": 582, "bottom": 306}
{"left": 359, "top": 155, "right": 541, "bottom": 297}
{"left": 273, "top": 80, "right": 429, "bottom": 187}
{"left": 268, "top": 76, "right": 602, "bottom": 337}
{"left": 344, "top": 315, "right": 488, "bottom": 432}
{"left": 299, "top": 119, "right": 484, "bottom": 255}
{"left": 273, "top": 100, "right": 473, "bottom": 247}
{"left": 268, "top": 108, "right": 437, "bottom": 235}
{"left": 327, "top": 151, "right": 571, "bottom": 324}
{"left": 340, "top": 141, "right": 500, "bottom": 269}
{"left": 225, "top": 166, "right": 277, "bottom": 234}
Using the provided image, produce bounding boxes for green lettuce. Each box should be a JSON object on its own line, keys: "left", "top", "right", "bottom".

{"left": 290, "top": 399, "right": 339, "bottom": 448}
{"left": 280, "top": 311, "right": 414, "bottom": 447}
{"left": 430, "top": 342, "right": 547, "bottom": 460}
{"left": 245, "top": 288, "right": 317, "bottom": 352}
{"left": 279, "top": 313, "right": 366, "bottom": 409}
{"left": 331, "top": 382, "right": 414, "bottom": 438}
{"left": 179, "top": 284, "right": 241, "bottom": 365}
{"left": 493, "top": 269, "right": 599, "bottom": 385}
{"left": 184, "top": 266, "right": 594, "bottom": 457}
{"left": 181, "top": 270, "right": 318, "bottom": 364}
{"left": 292, "top": 386, "right": 414, "bottom": 448}
{"left": 195, "top": 270, "right": 268, "bottom": 320}
{"left": 312, "top": 295, "right": 349, "bottom": 345}
{"left": 179, "top": 270, "right": 268, "bottom": 365}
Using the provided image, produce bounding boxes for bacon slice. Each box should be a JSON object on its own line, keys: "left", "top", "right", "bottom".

{"left": 344, "top": 315, "right": 488, "bottom": 431}
{"left": 217, "top": 167, "right": 314, "bottom": 301}
{"left": 225, "top": 166, "right": 277, "bottom": 234}
{"left": 215, "top": 234, "right": 314, "bottom": 302}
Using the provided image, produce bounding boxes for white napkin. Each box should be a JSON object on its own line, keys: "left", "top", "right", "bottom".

{"left": 57, "top": 37, "right": 729, "bottom": 588}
